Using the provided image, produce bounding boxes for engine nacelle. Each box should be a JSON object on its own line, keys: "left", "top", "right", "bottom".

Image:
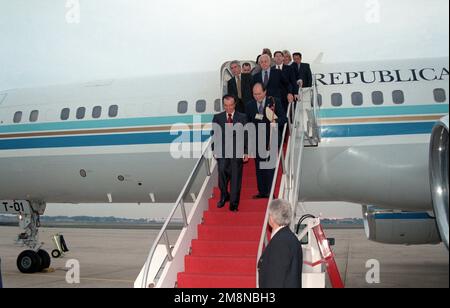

{"left": 429, "top": 115, "right": 449, "bottom": 249}
{"left": 362, "top": 206, "right": 441, "bottom": 245}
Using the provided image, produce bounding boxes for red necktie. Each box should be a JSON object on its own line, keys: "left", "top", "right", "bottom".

{"left": 227, "top": 114, "right": 233, "bottom": 124}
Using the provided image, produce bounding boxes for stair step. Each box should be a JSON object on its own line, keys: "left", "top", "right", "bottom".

{"left": 191, "top": 240, "right": 259, "bottom": 257}
{"left": 177, "top": 273, "right": 256, "bottom": 288}
{"left": 208, "top": 199, "right": 268, "bottom": 212}
{"left": 213, "top": 188, "right": 280, "bottom": 199}
{"left": 213, "top": 187, "right": 259, "bottom": 197}
{"left": 174, "top": 157, "right": 282, "bottom": 288}
{"left": 184, "top": 255, "right": 256, "bottom": 274}
{"left": 198, "top": 225, "right": 261, "bottom": 241}
{"left": 203, "top": 211, "right": 265, "bottom": 226}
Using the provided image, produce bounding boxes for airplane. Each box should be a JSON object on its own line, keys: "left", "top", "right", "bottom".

{"left": 0, "top": 57, "right": 448, "bottom": 274}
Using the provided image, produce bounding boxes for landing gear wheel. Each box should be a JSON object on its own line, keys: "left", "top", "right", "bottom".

{"left": 17, "top": 250, "right": 42, "bottom": 274}
{"left": 37, "top": 249, "right": 51, "bottom": 271}
{"left": 52, "top": 249, "right": 62, "bottom": 259}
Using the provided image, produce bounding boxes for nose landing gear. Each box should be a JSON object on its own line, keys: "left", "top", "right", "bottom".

{"left": 13, "top": 201, "right": 52, "bottom": 274}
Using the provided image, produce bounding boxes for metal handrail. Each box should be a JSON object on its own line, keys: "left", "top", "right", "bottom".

{"left": 255, "top": 101, "right": 294, "bottom": 287}
{"left": 140, "top": 138, "right": 213, "bottom": 288}
{"left": 291, "top": 101, "right": 306, "bottom": 226}
{"left": 255, "top": 83, "right": 315, "bottom": 286}
{"left": 311, "top": 76, "right": 321, "bottom": 144}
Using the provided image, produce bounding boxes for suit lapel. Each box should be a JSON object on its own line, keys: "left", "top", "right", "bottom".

{"left": 222, "top": 112, "right": 227, "bottom": 125}
{"left": 233, "top": 113, "right": 239, "bottom": 124}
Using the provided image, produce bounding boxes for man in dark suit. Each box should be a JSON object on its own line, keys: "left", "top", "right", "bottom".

{"left": 227, "top": 61, "right": 253, "bottom": 113}
{"left": 258, "top": 199, "right": 303, "bottom": 288}
{"left": 246, "top": 83, "right": 287, "bottom": 199}
{"left": 253, "top": 54, "right": 294, "bottom": 105}
{"left": 292, "top": 52, "right": 313, "bottom": 89}
{"left": 273, "top": 51, "right": 298, "bottom": 112}
{"left": 212, "top": 95, "right": 249, "bottom": 212}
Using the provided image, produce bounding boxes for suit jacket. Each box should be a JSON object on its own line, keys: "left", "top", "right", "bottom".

{"left": 292, "top": 62, "right": 313, "bottom": 88}
{"left": 245, "top": 97, "right": 287, "bottom": 157}
{"left": 252, "top": 68, "right": 293, "bottom": 100}
{"left": 280, "top": 64, "right": 299, "bottom": 99}
{"left": 227, "top": 74, "right": 253, "bottom": 113}
{"left": 212, "top": 111, "right": 248, "bottom": 159}
{"left": 258, "top": 227, "right": 303, "bottom": 288}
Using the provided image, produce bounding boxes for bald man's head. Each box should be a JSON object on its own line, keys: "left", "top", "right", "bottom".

{"left": 252, "top": 83, "right": 267, "bottom": 102}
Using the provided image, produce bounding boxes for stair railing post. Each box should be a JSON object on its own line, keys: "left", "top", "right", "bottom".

{"left": 180, "top": 199, "right": 188, "bottom": 228}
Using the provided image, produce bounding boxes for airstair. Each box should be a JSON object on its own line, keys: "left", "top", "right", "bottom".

{"left": 134, "top": 71, "right": 343, "bottom": 288}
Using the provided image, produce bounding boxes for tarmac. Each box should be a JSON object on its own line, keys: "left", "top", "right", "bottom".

{"left": 0, "top": 226, "right": 448, "bottom": 288}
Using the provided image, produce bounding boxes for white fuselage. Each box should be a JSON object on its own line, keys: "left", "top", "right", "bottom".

{"left": 0, "top": 58, "right": 448, "bottom": 211}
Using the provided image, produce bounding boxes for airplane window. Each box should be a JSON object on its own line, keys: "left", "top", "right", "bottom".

{"left": 92, "top": 106, "right": 102, "bottom": 119}
{"left": 392, "top": 90, "right": 405, "bottom": 104}
{"left": 196, "top": 100, "right": 206, "bottom": 113}
{"left": 214, "top": 99, "right": 222, "bottom": 112}
{"left": 317, "top": 94, "right": 323, "bottom": 107}
{"left": 76, "top": 107, "right": 86, "bottom": 120}
{"left": 109, "top": 105, "right": 119, "bottom": 117}
{"left": 434, "top": 88, "right": 447, "bottom": 103}
{"left": 372, "top": 91, "right": 384, "bottom": 105}
{"left": 13, "top": 111, "right": 22, "bottom": 123}
{"left": 61, "top": 108, "right": 70, "bottom": 120}
{"left": 331, "top": 93, "right": 342, "bottom": 107}
{"left": 351, "top": 92, "right": 363, "bottom": 106}
{"left": 178, "top": 101, "right": 188, "bottom": 114}
{"left": 29, "top": 110, "right": 39, "bottom": 122}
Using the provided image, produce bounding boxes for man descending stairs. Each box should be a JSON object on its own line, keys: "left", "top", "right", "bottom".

{"left": 177, "top": 161, "right": 281, "bottom": 288}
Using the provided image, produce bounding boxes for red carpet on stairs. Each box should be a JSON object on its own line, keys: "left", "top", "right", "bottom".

{"left": 177, "top": 160, "right": 281, "bottom": 288}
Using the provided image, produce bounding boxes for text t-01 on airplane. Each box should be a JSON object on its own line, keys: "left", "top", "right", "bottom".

{"left": 0, "top": 200, "right": 32, "bottom": 215}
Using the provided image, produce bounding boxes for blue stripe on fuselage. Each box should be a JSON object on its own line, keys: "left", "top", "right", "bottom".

{"left": 0, "top": 131, "right": 210, "bottom": 150}
{"left": 319, "top": 104, "right": 448, "bottom": 118}
{"left": 0, "top": 114, "right": 215, "bottom": 134}
{"left": 320, "top": 121, "right": 435, "bottom": 138}
{"left": 0, "top": 104, "right": 447, "bottom": 135}
{"left": 0, "top": 121, "right": 437, "bottom": 150}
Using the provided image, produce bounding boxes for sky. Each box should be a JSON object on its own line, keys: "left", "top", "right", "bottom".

{"left": 0, "top": 0, "right": 448, "bottom": 90}
{"left": 0, "top": 0, "right": 448, "bottom": 218}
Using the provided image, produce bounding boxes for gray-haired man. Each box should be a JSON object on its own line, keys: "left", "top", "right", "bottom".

{"left": 258, "top": 199, "right": 303, "bottom": 288}
{"left": 227, "top": 61, "right": 253, "bottom": 113}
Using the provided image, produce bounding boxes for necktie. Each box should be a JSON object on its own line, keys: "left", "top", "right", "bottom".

{"left": 263, "top": 70, "right": 269, "bottom": 86}
{"left": 227, "top": 113, "right": 233, "bottom": 124}
{"left": 236, "top": 76, "right": 242, "bottom": 99}
{"left": 277, "top": 65, "right": 281, "bottom": 70}
{"left": 258, "top": 103, "right": 264, "bottom": 115}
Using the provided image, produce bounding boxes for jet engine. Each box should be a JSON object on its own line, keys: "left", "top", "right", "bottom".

{"left": 429, "top": 115, "right": 449, "bottom": 249}
{"left": 362, "top": 206, "right": 441, "bottom": 245}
